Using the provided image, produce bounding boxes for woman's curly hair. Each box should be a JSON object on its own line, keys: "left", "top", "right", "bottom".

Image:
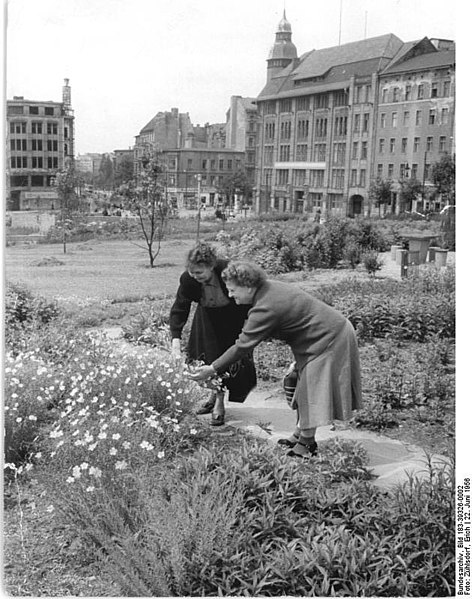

{"left": 221, "top": 261, "right": 267, "bottom": 288}
{"left": 186, "top": 242, "right": 218, "bottom": 268}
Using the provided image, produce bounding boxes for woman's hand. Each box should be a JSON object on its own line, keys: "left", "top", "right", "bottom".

{"left": 187, "top": 365, "right": 216, "bottom": 381}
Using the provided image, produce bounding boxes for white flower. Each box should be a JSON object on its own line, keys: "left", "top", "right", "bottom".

{"left": 98, "top": 432, "right": 107, "bottom": 440}
{"left": 86, "top": 486, "right": 95, "bottom": 493}
{"left": 46, "top": 505, "right": 54, "bottom": 513}
{"left": 122, "top": 441, "right": 131, "bottom": 449}
{"left": 66, "top": 477, "right": 75, "bottom": 484}
{"left": 80, "top": 462, "right": 89, "bottom": 470}
{"left": 49, "top": 430, "right": 64, "bottom": 438}
{"left": 89, "top": 466, "right": 102, "bottom": 478}
{"left": 157, "top": 451, "right": 165, "bottom": 459}
{"left": 115, "top": 460, "right": 127, "bottom": 470}
{"left": 112, "top": 433, "right": 121, "bottom": 440}
{"left": 109, "top": 447, "right": 118, "bottom": 456}
{"left": 139, "top": 440, "right": 154, "bottom": 451}
{"left": 16, "top": 417, "right": 22, "bottom": 423}
{"left": 72, "top": 466, "right": 81, "bottom": 478}
{"left": 190, "top": 428, "right": 197, "bottom": 435}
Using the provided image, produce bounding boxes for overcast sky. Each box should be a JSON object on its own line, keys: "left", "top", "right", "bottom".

{"left": 5, "top": 0, "right": 457, "bottom": 155}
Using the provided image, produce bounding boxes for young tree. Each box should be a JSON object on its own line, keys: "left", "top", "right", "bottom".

{"left": 52, "top": 164, "right": 82, "bottom": 254}
{"left": 432, "top": 154, "right": 455, "bottom": 205}
{"left": 114, "top": 153, "right": 135, "bottom": 188}
{"left": 399, "top": 178, "right": 423, "bottom": 213}
{"left": 217, "top": 169, "right": 252, "bottom": 209}
{"left": 368, "top": 178, "right": 393, "bottom": 217}
{"left": 120, "top": 151, "right": 168, "bottom": 268}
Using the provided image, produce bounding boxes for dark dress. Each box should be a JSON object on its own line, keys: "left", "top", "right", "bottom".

{"left": 169, "top": 259, "right": 256, "bottom": 402}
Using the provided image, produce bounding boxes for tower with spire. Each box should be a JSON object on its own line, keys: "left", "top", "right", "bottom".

{"left": 266, "top": 10, "right": 298, "bottom": 82}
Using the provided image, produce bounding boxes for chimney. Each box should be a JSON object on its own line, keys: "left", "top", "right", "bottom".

{"left": 62, "top": 78, "right": 71, "bottom": 106}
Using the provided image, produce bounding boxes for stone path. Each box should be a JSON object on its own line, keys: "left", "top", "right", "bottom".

{"left": 200, "top": 387, "right": 451, "bottom": 491}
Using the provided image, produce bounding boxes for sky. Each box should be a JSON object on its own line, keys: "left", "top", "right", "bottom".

{"left": 4, "top": 0, "right": 457, "bottom": 155}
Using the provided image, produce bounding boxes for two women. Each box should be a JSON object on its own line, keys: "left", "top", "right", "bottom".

{"left": 169, "top": 244, "right": 256, "bottom": 425}
{"left": 188, "top": 261, "right": 362, "bottom": 457}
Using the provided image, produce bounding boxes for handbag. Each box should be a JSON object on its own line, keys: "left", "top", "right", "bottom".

{"left": 224, "top": 354, "right": 257, "bottom": 403}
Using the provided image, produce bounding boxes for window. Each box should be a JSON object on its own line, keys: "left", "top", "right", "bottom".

{"left": 218, "top": 159, "right": 224, "bottom": 170}
{"left": 379, "top": 138, "right": 385, "bottom": 154}
{"left": 333, "top": 90, "right": 348, "bottom": 106}
{"left": 431, "top": 83, "right": 439, "bottom": 98}
{"left": 392, "top": 112, "right": 398, "bottom": 128}
{"left": 441, "top": 108, "right": 449, "bottom": 124}
{"left": 352, "top": 141, "right": 359, "bottom": 159}
{"left": 210, "top": 159, "right": 216, "bottom": 169}
{"left": 393, "top": 87, "right": 400, "bottom": 102}
{"left": 334, "top": 116, "right": 347, "bottom": 136}
{"left": 388, "top": 164, "right": 394, "bottom": 178}
{"left": 417, "top": 84, "right": 424, "bottom": 99}
{"left": 265, "top": 122, "right": 275, "bottom": 139}
{"left": 424, "top": 163, "right": 431, "bottom": 181}
{"left": 296, "top": 144, "right": 308, "bottom": 161}
{"left": 380, "top": 113, "right": 386, "bottom": 128}
{"left": 415, "top": 110, "right": 422, "bottom": 126}
{"left": 280, "top": 98, "right": 292, "bottom": 113}
{"left": 32, "top": 122, "right": 42, "bottom": 134}
{"left": 276, "top": 169, "right": 289, "bottom": 184}
{"left": 331, "top": 168, "right": 345, "bottom": 188}
{"left": 426, "top": 136, "right": 433, "bottom": 151}
{"left": 45, "top": 106, "right": 54, "bottom": 116}
{"left": 381, "top": 88, "right": 388, "bottom": 103}
{"left": 293, "top": 170, "right": 306, "bottom": 185}
{"left": 405, "top": 85, "right": 412, "bottom": 100}
{"left": 411, "top": 164, "right": 418, "bottom": 179}
{"left": 359, "top": 169, "right": 366, "bottom": 187}
{"left": 353, "top": 114, "right": 360, "bottom": 133}
{"left": 280, "top": 121, "right": 292, "bottom": 140}
{"left": 439, "top": 136, "right": 446, "bottom": 151}
{"left": 202, "top": 159, "right": 207, "bottom": 170}
{"left": 403, "top": 111, "right": 410, "bottom": 126}
{"left": 263, "top": 101, "right": 276, "bottom": 115}
{"left": 350, "top": 169, "right": 357, "bottom": 186}
{"left": 7, "top": 105, "right": 24, "bottom": 115}
{"left": 47, "top": 122, "right": 58, "bottom": 135}
{"left": 263, "top": 146, "right": 274, "bottom": 165}
{"left": 401, "top": 138, "right": 407, "bottom": 153}
{"left": 31, "top": 175, "right": 44, "bottom": 186}
{"left": 29, "top": 106, "right": 39, "bottom": 114}
{"left": 32, "top": 139, "right": 43, "bottom": 151}
{"left": 333, "top": 143, "right": 346, "bottom": 165}
{"left": 297, "top": 119, "right": 309, "bottom": 139}
{"left": 314, "top": 94, "right": 328, "bottom": 109}
{"left": 32, "top": 156, "right": 43, "bottom": 168}
{"left": 361, "top": 141, "right": 368, "bottom": 159}
{"left": 10, "top": 156, "right": 27, "bottom": 168}
{"left": 10, "top": 121, "right": 27, "bottom": 134}
{"left": 363, "top": 113, "right": 370, "bottom": 132}
{"left": 390, "top": 138, "right": 396, "bottom": 153}
{"left": 429, "top": 109, "right": 436, "bottom": 125}
{"left": 377, "top": 164, "right": 384, "bottom": 178}
{"left": 315, "top": 118, "right": 327, "bottom": 137}
{"left": 443, "top": 81, "right": 451, "bottom": 97}
{"left": 236, "top": 159, "right": 241, "bottom": 169}
{"left": 365, "top": 85, "right": 371, "bottom": 103}
{"left": 313, "top": 143, "right": 326, "bottom": 161}
{"left": 47, "top": 139, "right": 58, "bottom": 152}
{"left": 413, "top": 137, "right": 420, "bottom": 152}
{"left": 279, "top": 145, "right": 290, "bottom": 161}
{"left": 10, "top": 175, "right": 28, "bottom": 186}
{"left": 227, "top": 160, "right": 232, "bottom": 170}
{"left": 310, "top": 170, "right": 324, "bottom": 187}
{"left": 296, "top": 96, "right": 310, "bottom": 111}
{"left": 400, "top": 163, "right": 410, "bottom": 178}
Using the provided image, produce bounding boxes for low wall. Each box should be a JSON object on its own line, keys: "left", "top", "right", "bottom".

{"left": 8, "top": 211, "right": 56, "bottom": 234}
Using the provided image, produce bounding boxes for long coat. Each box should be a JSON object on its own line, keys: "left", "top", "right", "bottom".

{"left": 212, "top": 280, "right": 362, "bottom": 428}
{"left": 169, "top": 259, "right": 256, "bottom": 402}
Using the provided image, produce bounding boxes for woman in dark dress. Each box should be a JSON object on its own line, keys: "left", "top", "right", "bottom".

{"left": 169, "top": 243, "right": 256, "bottom": 425}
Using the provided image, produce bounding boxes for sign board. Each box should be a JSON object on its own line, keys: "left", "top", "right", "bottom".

{"left": 24, "top": 191, "right": 58, "bottom": 199}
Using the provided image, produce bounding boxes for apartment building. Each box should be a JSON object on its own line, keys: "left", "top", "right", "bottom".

{"left": 6, "top": 79, "right": 75, "bottom": 211}
{"left": 254, "top": 12, "right": 455, "bottom": 216}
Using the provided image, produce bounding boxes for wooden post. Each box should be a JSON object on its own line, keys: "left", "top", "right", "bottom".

{"left": 399, "top": 249, "right": 409, "bottom": 278}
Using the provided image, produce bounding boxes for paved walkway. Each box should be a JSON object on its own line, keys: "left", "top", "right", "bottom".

{"left": 200, "top": 387, "right": 450, "bottom": 491}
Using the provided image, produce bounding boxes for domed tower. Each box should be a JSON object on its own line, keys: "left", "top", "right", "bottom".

{"left": 267, "top": 10, "right": 298, "bottom": 82}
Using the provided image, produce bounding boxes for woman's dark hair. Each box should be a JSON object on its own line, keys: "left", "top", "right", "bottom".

{"left": 186, "top": 242, "right": 218, "bottom": 268}
{"left": 222, "top": 261, "right": 267, "bottom": 288}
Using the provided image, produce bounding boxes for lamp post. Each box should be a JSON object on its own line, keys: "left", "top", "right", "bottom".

{"left": 196, "top": 174, "right": 202, "bottom": 240}
{"left": 421, "top": 151, "right": 428, "bottom": 209}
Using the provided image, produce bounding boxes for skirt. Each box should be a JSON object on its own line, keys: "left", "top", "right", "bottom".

{"left": 292, "top": 321, "right": 362, "bottom": 429}
{"left": 187, "top": 303, "right": 256, "bottom": 403}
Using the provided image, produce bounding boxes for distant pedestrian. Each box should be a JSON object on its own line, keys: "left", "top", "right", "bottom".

{"left": 314, "top": 208, "right": 322, "bottom": 223}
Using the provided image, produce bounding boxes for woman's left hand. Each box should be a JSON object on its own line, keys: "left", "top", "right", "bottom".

{"left": 187, "top": 365, "right": 216, "bottom": 381}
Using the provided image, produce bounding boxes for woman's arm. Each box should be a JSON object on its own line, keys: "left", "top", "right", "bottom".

{"left": 169, "top": 273, "right": 198, "bottom": 339}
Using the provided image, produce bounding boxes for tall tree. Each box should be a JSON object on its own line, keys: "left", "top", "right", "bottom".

{"left": 120, "top": 151, "right": 168, "bottom": 268}
{"left": 432, "top": 154, "right": 455, "bottom": 205}
{"left": 97, "top": 155, "right": 114, "bottom": 190}
{"left": 217, "top": 169, "right": 252, "bottom": 208}
{"left": 399, "top": 177, "right": 423, "bottom": 213}
{"left": 114, "top": 153, "right": 135, "bottom": 188}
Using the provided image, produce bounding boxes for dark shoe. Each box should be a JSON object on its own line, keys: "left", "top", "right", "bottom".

{"left": 277, "top": 435, "right": 299, "bottom": 448}
{"left": 287, "top": 441, "right": 318, "bottom": 458}
{"left": 196, "top": 398, "right": 216, "bottom": 415}
{"left": 210, "top": 413, "right": 225, "bottom": 427}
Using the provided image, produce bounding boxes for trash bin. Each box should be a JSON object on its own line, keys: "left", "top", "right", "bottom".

{"left": 435, "top": 249, "right": 448, "bottom": 268}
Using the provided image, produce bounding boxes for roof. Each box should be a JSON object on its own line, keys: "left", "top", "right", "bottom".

{"left": 258, "top": 33, "right": 404, "bottom": 100}
{"left": 382, "top": 47, "right": 455, "bottom": 75}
